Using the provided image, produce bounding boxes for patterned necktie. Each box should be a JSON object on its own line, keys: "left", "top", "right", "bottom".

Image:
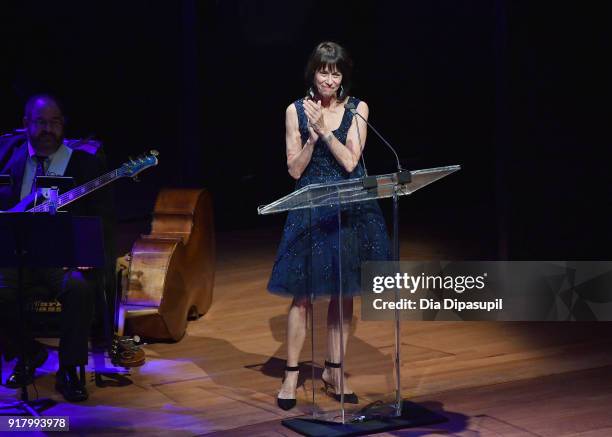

{"left": 30, "top": 155, "right": 47, "bottom": 194}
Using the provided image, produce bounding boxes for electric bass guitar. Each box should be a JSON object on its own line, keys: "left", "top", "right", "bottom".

{"left": 7, "top": 150, "right": 159, "bottom": 213}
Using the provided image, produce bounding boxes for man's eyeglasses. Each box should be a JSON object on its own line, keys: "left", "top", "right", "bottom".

{"left": 29, "top": 119, "right": 64, "bottom": 129}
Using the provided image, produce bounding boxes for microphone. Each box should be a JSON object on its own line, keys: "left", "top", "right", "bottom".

{"left": 345, "top": 102, "right": 411, "bottom": 186}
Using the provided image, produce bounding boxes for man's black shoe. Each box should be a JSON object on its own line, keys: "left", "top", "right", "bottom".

{"left": 55, "top": 367, "right": 88, "bottom": 402}
{"left": 5, "top": 344, "right": 48, "bottom": 388}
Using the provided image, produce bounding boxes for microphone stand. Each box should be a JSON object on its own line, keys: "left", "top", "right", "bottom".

{"left": 345, "top": 102, "right": 409, "bottom": 418}
{"left": 345, "top": 103, "right": 411, "bottom": 188}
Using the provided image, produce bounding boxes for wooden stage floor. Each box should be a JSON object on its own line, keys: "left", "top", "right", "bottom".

{"left": 2, "top": 227, "right": 612, "bottom": 436}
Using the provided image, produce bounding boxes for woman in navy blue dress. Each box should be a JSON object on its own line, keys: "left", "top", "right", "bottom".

{"left": 268, "top": 42, "right": 391, "bottom": 410}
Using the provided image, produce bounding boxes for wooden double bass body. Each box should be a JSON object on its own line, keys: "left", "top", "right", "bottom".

{"left": 121, "top": 189, "right": 215, "bottom": 341}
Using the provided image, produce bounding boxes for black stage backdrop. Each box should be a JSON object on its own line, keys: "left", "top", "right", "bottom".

{"left": 0, "top": 1, "right": 610, "bottom": 260}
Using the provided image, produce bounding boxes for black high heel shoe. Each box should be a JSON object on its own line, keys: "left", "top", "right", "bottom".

{"left": 277, "top": 365, "right": 299, "bottom": 411}
{"left": 322, "top": 360, "right": 359, "bottom": 404}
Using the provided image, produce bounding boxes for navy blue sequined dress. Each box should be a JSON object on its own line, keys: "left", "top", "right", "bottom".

{"left": 268, "top": 96, "right": 391, "bottom": 299}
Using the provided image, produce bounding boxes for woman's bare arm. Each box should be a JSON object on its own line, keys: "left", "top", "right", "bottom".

{"left": 286, "top": 103, "right": 317, "bottom": 179}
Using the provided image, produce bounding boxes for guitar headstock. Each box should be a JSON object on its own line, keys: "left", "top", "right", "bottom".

{"left": 122, "top": 150, "right": 159, "bottom": 178}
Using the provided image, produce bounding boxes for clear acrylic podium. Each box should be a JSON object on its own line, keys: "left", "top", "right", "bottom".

{"left": 259, "top": 165, "right": 460, "bottom": 435}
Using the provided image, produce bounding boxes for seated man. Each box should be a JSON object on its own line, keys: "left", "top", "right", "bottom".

{"left": 0, "top": 94, "right": 114, "bottom": 402}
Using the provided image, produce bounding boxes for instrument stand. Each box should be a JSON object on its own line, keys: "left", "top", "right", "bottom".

{"left": 87, "top": 265, "right": 143, "bottom": 386}
{"left": 88, "top": 274, "right": 137, "bottom": 388}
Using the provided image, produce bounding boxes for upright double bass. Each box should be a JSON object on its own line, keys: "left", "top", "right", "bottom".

{"left": 119, "top": 188, "right": 215, "bottom": 341}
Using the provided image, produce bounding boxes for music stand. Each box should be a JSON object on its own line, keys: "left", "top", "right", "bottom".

{"left": 0, "top": 213, "right": 104, "bottom": 415}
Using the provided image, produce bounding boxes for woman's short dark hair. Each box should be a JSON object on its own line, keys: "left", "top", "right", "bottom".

{"left": 305, "top": 41, "right": 353, "bottom": 101}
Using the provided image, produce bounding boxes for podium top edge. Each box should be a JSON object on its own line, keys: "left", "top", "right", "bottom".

{"left": 257, "top": 165, "right": 461, "bottom": 215}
